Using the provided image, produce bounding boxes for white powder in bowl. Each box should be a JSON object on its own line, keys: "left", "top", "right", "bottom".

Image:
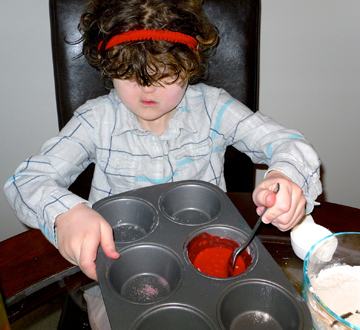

{"left": 310, "top": 265, "right": 360, "bottom": 328}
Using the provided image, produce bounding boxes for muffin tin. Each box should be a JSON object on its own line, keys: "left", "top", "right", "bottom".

{"left": 94, "top": 180, "right": 312, "bottom": 329}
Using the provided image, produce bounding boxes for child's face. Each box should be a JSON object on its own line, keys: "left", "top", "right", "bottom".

{"left": 113, "top": 78, "right": 188, "bottom": 135}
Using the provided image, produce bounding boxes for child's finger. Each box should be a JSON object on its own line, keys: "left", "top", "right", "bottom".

{"left": 100, "top": 222, "right": 121, "bottom": 260}
{"left": 253, "top": 187, "right": 277, "bottom": 209}
{"left": 272, "top": 197, "right": 306, "bottom": 231}
{"left": 79, "top": 238, "right": 99, "bottom": 281}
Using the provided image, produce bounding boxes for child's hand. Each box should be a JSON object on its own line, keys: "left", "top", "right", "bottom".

{"left": 55, "top": 203, "right": 120, "bottom": 281}
{"left": 252, "top": 170, "right": 306, "bottom": 231}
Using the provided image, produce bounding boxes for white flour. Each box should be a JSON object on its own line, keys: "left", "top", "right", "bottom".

{"left": 309, "top": 265, "right": 360, "bottom": 329}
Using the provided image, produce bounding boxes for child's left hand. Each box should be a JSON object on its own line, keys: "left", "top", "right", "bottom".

{"left": 252, "top": 170, "right": 306, "bottom": 231}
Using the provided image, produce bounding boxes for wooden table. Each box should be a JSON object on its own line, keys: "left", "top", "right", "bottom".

{"left": 1, "top": 192, "right": 359, "bottom": 323}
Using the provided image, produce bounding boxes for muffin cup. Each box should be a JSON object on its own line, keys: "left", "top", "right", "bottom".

{"left": 159, "top": 183, "right": 224, "bottom": 225}
{"left": 94, "top": 197, "right": 158, "bottom": 242}
{"left": 132, "top": 304, "right": 217, "bottom": 330}
{"left": 217, "top": 280, "right": 305, "bottom": 330}
{"left": 106, "top": 244, "right": 184, "bottom": 304}
{"left": 184, "top": 225, "right": 257, "bottom": 279}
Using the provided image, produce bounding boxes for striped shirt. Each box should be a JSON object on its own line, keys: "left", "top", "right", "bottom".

{"left": 4, "top": 84, "right": 322, "bottom": 246}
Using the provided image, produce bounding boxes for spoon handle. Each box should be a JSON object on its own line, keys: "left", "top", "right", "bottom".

{"left": 232, "top": 183, "right": 280, "bottom": 268}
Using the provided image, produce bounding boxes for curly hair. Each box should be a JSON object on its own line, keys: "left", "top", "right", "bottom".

{"left": 79, "top": 0, "right": 218, "bottom": 87}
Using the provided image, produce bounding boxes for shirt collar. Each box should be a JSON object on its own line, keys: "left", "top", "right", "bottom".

{"left": 110, "top": 85, "right": 203, "bottom": 138}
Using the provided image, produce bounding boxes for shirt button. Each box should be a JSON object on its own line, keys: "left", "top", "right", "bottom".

{"left": 116, "top": 160, "right": 122, "bottom": 167}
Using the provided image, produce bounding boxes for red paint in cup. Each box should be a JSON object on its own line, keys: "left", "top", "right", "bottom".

{"left": 187, "top": 232, "right": 252, "bottom": 278}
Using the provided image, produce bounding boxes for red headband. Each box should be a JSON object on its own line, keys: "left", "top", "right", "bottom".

{"left": 98, "top": 29, "right": 198, "bottom": 51}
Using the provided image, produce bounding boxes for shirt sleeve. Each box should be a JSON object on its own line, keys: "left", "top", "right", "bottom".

{"left": 213, "top": 89, "right": 322, "bottom": 213}
{"left": 3, "top": 115, "right": 95, "bottom": 247}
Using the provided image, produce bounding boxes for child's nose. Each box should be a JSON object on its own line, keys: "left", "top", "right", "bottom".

{"left": 139, "top": 84, "right": 156, "bottom": 93}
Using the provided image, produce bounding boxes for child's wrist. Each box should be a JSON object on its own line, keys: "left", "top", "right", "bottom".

{"left": 55, "top": 202, "right": 89, "bottom": 226}
{"left": 266, "top": 170, "right": 291, "bottom": 181}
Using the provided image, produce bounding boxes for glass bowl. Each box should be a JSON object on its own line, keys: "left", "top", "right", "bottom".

{"left": 303, "top": 232, "right": 360, "bottom": 329}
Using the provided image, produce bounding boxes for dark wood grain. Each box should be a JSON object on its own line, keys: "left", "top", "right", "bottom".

{"left": 0, "top": 230, "right": 91, "bottom": 322}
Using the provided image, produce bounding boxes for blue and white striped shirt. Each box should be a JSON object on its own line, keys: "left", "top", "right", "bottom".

{"left": 4, "top": 84, "right": 322, "bottom": 246}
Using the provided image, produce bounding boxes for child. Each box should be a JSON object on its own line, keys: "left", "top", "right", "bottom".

{"left": 4, "top": 0, "right": 322, "bottom": 328}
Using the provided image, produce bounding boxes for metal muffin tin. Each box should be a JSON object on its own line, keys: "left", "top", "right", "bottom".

{"left": 94, "top": 180, "right": 312, "bottom": 329}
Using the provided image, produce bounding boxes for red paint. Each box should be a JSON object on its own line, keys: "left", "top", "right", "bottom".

{"left": 187, "top": 232, "right": 252, "bottom": 278}
{"left": 193, "top": 246, "right": 246, "bottom": 277}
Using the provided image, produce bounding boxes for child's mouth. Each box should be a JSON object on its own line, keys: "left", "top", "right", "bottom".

{"left": 141, "top": 99, "right": 157, "bottom": 106}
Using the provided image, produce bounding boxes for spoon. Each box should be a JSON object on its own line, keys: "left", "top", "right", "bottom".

{"left": 229, "top": 183, "right": 280, "bottom": 273}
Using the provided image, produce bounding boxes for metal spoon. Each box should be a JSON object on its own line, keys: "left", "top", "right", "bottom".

{"left": 230, "top": 183, "right": 280, "bottom": 271}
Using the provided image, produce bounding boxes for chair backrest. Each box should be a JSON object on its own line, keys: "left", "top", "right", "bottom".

{"left": 49, "top": 0, "right": 260, "bottom": 194}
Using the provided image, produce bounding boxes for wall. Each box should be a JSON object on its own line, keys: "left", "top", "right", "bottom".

{"left": 257, "top": 0, "right": 360, "bottom": 209}
{"left": 0, "top": 0, "right": 58, "bottom": 240}
{"left": 0, "top": 0, "right": 359, "bottom": 242}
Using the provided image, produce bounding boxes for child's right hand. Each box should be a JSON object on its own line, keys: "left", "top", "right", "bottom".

{"left": 55, "top": 203, "right": 120, "bottom": 281}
